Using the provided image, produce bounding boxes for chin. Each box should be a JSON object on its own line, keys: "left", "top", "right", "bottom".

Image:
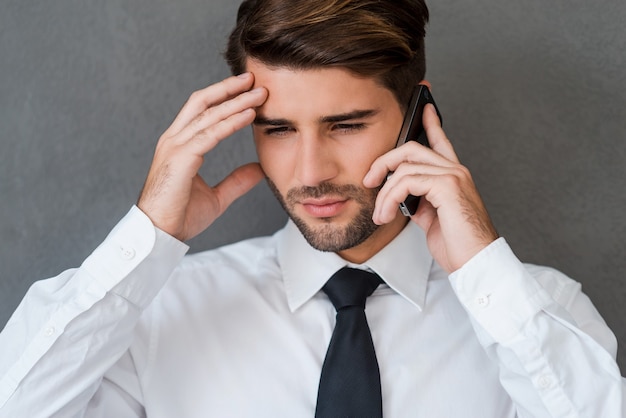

{"left": 290, "top": 212, "right": 379, "bottom": 253}
{"left": 265, "top": 176, "right": 379, "bottom": 251}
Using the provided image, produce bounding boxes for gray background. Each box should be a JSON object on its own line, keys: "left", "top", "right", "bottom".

{"left": 1, "top": 0, "right": 625, "bottom": 372}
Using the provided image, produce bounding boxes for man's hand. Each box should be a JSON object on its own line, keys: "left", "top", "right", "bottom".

{"left": 137, "top": 73, "right": 268, "bottom": 241}
{"left": 364, "top": 104, "right": 499, "bottom": 273}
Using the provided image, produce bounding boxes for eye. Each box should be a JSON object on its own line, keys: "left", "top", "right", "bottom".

{"left": 264, "top": 126, "right": 294, "bottom": 137}
{"left": 333, "top": 123, "right": 366, "bottom": 133}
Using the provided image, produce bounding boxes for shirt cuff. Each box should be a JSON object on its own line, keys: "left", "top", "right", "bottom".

{"left": 81, "top": 205, "right": 189, "bottom": 308}
{"left": 448, "top": 238, "right": 554, "bottom": 344}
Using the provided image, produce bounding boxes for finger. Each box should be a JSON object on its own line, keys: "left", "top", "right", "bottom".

{"left": 164, "top": 73, "right": 256, "bottom": 136}
{"left": 175, "top": 87, "right": 267, "bottom": 145}
{"left": 183, "top": 107, "right": 258, "bottom": 156}
{"left": 363, "top": 140, "right": 456, "bottom": 189}
{"left": 423, "top": 104, "right": 460, "bottom": 163}
{"left": 374, "top": 163, "right": 470, "bottom": 224}
{"left": 213, "top": 162, "right": 265, "bottom": 215}
{"left": 373, "top": 172, "right": 436, "bottom": 224}
{"left": 380, "top": 161, "right": 459, "bottom": 193}
{"left": 411, "top": 197, "right": 437, "bottom": 231}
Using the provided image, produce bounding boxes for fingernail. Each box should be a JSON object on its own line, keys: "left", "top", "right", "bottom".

{"left": 238, "top": 72, "right": 251, "bottom": 79}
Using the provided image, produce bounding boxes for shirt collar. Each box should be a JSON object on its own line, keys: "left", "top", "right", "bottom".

{"left": 277, "top": 219, "right": 433, "bottom": 312}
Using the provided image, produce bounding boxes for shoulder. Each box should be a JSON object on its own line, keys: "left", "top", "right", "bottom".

{"left": 179, "top": 234, "right": 279, "bottom": 275}
{"left": 143, "top": 232, "right": 284, "bottom": 321}
{"left": 167, "top": 233, "right": 282, "bottom": 292}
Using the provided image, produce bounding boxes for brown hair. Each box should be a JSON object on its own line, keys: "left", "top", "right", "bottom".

{"left": 224, "top": 0, "right": 429, "bottom": 108}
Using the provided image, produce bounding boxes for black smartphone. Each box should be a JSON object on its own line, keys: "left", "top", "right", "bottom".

{"left": 392, "top": 84, "right": 443, "bottom": 216}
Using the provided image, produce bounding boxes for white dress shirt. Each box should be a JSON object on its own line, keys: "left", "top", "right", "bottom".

{"left": 0, "top": 206, "right": 624, "bottom": 417}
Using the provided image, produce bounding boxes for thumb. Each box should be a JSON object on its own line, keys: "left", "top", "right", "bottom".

{"left": 213, "top": 162, "right": 265, "bottom": 214}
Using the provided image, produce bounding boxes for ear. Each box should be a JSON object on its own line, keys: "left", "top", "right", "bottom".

{"left": 418, "top": 79, "right": 432, "bottom": 89}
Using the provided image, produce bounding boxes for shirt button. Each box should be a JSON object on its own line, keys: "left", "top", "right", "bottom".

{"left": 120, "top": 246, "right": 136, "bottom": 260}
{"left": 537, "top": 375, "right": 553, "bottom": 390}
{"left": 44, "top": 326, "right": 55, "bottom": 337}
{"left": 476, "top": 294, "right": 490, "bottom": 308}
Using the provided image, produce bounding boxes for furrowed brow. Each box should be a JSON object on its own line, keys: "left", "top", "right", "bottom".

{"left": 319, "top": 109, "right": 379, "bottom": 123}
{"left": 253, "top": 109, "right": 379, "bottom": 126}
{"left": 253, "top": 116, "right": 293, "bottom": 126}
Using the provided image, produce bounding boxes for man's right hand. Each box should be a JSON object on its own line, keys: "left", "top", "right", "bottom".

{"left": 137, "top": 72, "right": 268, "bottom": 242}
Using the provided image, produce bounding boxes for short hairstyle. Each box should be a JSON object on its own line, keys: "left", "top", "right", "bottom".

{"left": 224, "top": 0, "right": 429, "bottom": 108}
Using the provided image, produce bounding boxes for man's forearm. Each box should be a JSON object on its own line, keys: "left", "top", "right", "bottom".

{"left": 0, "top": 206, "right": 188, "bottom": 417}
{"left": 450, "top": 238, "right": 625, "bottom": 417}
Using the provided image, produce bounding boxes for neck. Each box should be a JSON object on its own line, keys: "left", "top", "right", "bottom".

{"left": 337, "top": 213, "right": 409, "bottom": 264}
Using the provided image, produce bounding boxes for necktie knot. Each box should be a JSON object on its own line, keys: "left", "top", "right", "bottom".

{"left": 322, "top": 267, "right": 382, "bottom": 311}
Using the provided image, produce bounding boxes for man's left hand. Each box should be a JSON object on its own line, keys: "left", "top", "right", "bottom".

{"left": 364, "top": 104, "right": 499, "bottom": 273}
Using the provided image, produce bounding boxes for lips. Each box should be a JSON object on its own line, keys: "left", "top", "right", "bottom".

{"left": 300, "top": 197, "right": 348, "bottom": 218}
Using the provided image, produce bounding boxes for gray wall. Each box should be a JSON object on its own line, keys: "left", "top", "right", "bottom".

{"left": 1, "top": 0, "right": 624, "bottom": 372}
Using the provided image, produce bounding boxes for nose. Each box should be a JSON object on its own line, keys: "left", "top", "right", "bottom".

{"left": 294, "top": 132, "right": 339, "bottom": 187}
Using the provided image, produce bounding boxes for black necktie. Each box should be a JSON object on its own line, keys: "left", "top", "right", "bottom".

{"left": 315, "top": 267, "right": 383, "bottom": 418}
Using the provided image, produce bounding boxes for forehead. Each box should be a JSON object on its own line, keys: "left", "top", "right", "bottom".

{"left": 246, "top": 59, "right": 399, "bottom": 119}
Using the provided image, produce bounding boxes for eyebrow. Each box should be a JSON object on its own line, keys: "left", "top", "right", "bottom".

{"left": 253, "top": 109, "right": 380, "bottom": 126}
{"left": 320, "top": 109, "right": 379, "bottom": 123}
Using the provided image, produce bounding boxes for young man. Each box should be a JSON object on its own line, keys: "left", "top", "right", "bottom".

{"left": 0, "top": 0, "right": 623, "bottom": 416}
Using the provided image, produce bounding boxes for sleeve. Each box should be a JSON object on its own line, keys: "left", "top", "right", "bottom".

{"left": 0, "top": 206, "right": 189, "bottom": 418}
{"left": 448, "top": 238, "right": 625, "bottom": 418}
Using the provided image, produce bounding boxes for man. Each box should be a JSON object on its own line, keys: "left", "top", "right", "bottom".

{"left": 0, "top": 0, "right": 624, "bottom": 416}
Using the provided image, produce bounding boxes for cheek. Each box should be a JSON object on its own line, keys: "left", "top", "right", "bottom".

{"left": 254, "top": 139, "right": 293, "bottom": 185}
{"left": 352, "top": 133, "right": 397, "bottom": 174}
{"left": 253, "top": 133, "right": 271, "bottom": 171}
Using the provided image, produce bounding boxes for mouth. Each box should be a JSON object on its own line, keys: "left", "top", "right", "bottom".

{"left": 299, "top": 197, "right": 349, "bottom": 218}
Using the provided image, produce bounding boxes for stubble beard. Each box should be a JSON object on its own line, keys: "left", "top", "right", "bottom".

{"left": 266, "top": 178, "right": 380, "bottom": 252}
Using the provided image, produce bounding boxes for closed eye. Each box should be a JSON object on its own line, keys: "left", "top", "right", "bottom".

{"left": 333, "top": 123, "right": 367, "bottom": 133}
{"left": 264, "top": 126, "right": 294, "bottom": 137}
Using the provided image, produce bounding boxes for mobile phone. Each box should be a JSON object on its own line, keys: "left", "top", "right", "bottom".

{"left": 392, "top": 84, "right": 443, "bottom": 216}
